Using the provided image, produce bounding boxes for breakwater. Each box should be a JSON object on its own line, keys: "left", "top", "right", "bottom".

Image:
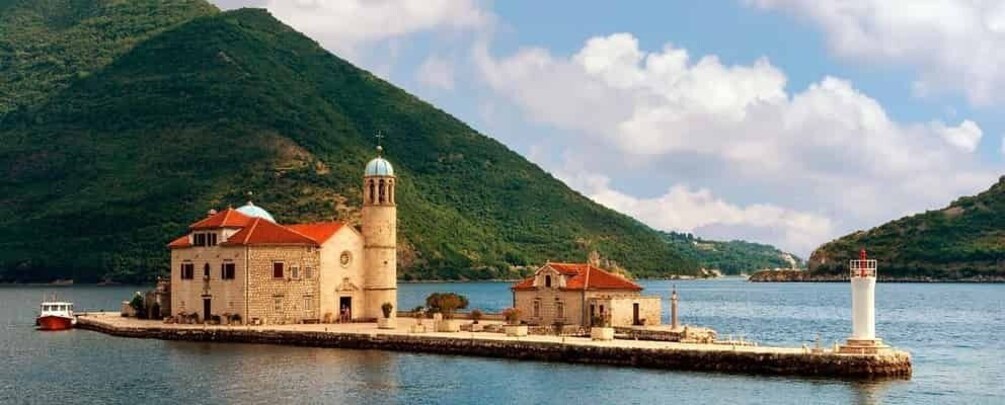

{"left": 76, "top": 315, "right": 911, "bottom": 379}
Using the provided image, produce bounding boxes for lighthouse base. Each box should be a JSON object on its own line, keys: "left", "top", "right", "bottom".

{"left": 838, "top": 338, "right": 889, "bottom": 354}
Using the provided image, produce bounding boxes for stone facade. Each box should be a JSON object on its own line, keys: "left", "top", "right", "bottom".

{"left": 245, "top": 246, "right": 321, "bottom": 324}
{"left": 169, "top": 150, "right": 397, "bottom": 325}
{"left": 512, "top": 262, "right": 663, "bottom": 327}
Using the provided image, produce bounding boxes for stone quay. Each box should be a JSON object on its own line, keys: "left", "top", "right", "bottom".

{"left": 76, "top": 313, "right": 911, "bottom": 379}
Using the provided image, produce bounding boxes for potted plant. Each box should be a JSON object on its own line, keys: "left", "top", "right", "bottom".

{"left": 409, "top": 306, "right": 427, "bottom": 333}
{"left": 590, "top": 313, "right": 614, "bottom": 341}
{"left": 470, "top": 309, "right": 484, "bottom": 332}
{"left": 378, "top": 302, "right": 396, "bottom": 329}
{"left": 502, "top": 308, "right": 527, "bottom": 337}
{"left": 426, "top": 292, "right": 467, "bottom": 332}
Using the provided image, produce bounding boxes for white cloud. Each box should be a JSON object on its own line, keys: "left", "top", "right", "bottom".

{"left": 933, "top": 119, "right": 983, "bottom": 152}
{"left": 555, "top": 165, "right": 833, "bottom": 253}
{"left": 476, "top": 33, "right": 997, "bottom": 254}
{"left": 746, "top": 0, "right": 1005, "bottom": 105}
{"left": 416, "top": 55, "right": 456, "bottom": 90}
{"left": 264, "top": 0, "right": 490, "bottom": 59}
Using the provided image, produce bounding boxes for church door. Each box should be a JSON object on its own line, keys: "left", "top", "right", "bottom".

{"left": 339, "top": 296, "right": 352, "bottom": 322}
{"left": 203, "top": 297, "right": 212, "bottom": 322}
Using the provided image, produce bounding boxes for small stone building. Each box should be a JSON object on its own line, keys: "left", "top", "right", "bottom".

{"left": 167, "top": 148, "right": 398, "bottom": 325}
{"left": 511, "top": 262, "right": 662, "bottom": 327}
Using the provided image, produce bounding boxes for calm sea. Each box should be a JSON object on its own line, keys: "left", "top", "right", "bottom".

{"left": 1, "top": 280, "right": 1001, "bottom": 404}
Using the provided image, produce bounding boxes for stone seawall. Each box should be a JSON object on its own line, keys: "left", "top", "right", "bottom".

{"left": 76, "top": 317, "right": 911, "bottom": 379}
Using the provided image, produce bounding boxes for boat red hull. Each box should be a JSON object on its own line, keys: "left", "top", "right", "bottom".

{"left": 37, "top": 315, "right": 74, "bottom": 331}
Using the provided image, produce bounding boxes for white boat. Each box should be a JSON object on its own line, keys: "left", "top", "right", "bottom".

{"left": 36, "top": 301, "right": 76, "bottom": 331}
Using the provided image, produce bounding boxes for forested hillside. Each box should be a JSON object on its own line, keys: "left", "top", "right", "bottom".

{"left": 0, "top": 1, "right": 706, "bottom": 282}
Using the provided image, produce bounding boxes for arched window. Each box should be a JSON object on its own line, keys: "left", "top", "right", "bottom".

{"left": 388, "top": 181, "right": 394, "bottom": 204}
{"left": 368, "top": 180, "right": 375, "bottom": 204}
{"left": 533, "top": 299, "right": 541, "bottom": 318}
{"left": 545, "top": 275, "right": 552, "bottom": 288}
{"left": 378, "top": 179, "right": 386, "bottom": 204}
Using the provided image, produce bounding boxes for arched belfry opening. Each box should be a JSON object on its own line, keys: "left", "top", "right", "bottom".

{"left": 378, "top": 179, "right": 386, "bottom": 204}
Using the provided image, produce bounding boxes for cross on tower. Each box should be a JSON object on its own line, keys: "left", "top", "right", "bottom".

{"left": 374, "top": 131, "right": 386, "bottom": 155}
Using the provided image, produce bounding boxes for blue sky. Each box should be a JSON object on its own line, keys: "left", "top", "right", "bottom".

{"left": 213, "top": 0, "right": 1004, "bottom": 256}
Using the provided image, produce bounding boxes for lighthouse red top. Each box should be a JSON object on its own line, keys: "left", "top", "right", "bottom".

{"left": 850, "top": 248, "right": 877, "bottom": 278}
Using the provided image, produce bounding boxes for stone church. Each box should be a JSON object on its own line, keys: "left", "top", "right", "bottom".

{"left": 168, "top": 147, "right": 397, "bottom": 324}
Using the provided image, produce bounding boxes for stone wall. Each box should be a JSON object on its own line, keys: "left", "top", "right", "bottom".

{"left": 246, "top": 246, "right": 321, "bottom": 324}
{"left": 170, "top": 245, "right": 247, "bottom": 320}
{"left": 514, "top": 289, "right": 584, "bottom": 326}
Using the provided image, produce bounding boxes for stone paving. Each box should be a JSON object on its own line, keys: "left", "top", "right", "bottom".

{"left": 80, "top": 312, "right": 807, "bottom": 354}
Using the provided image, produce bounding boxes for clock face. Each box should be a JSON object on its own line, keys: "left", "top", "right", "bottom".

{"left": 340, "top": 251, "right": 351, "bottom": 267}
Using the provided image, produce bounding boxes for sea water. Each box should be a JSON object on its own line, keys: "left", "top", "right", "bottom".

{"left": 1, "top": 279, "right": 1001, "bottom": 404}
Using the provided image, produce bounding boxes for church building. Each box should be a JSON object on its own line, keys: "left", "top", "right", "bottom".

{"left": 168, "top": 147, "right": 397, "bottom": 324}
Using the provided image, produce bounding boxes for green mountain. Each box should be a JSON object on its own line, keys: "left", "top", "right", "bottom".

{"left": 662, "top": 231, "right": 801, "bottom": 275}
{"left": 807, "top": 177, "right": 1005, "bottom": 281}
{"left": 0, "top": 0, "right": 705, "bottom": 283}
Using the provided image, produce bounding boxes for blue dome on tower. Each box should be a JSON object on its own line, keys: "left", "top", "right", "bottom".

{"left": 236, "top": 201, "right": 276, "bottom": 222}
{"left": 365, "top": 146, "right": 394, "bottom": 176}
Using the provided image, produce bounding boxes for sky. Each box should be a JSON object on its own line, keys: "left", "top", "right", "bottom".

{"left": 211, "top": 0, "right": 1004, "bottom": 257}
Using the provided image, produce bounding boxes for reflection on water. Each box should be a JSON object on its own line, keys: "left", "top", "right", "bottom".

{"left": 1, "top": 281, "right": 1002, "bottom": 404}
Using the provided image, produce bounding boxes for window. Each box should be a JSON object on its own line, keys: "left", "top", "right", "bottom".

{"left": 545, "top": 275, "right": 552, "bottom": 288}
{"left": 368, "top": 180, "right": 375, "bottom": 203}
{"left": 533, "top": 299, "right": 541, "bottom": 318}
{"left": 304, "top": 266, "right": 313, "bottom": 280}
{"left": 181, "top": 263, "right": 194, "bottom": 280}
{"left": 273, "top": 262, "right": 284, "bottom": 279}
{"left": 221, "top": 262, "right": 236, "bottom": 280}
{"left": 304, "top": 296, "right": 313, "bottom": 312}
{"left": 378, "top": 179, "right": 386, "bottom": 203}
{"left": 194, "top": 233, "right": 218, "bottom": 247}
{"left": 203, "top": 263, "right": 210, "bottom": 279}
{"left": 556, "top": 300, "right": 565, "bottom": 319}
{"left": 291, "top": 265, "right": 300, "bottom": 280}
{"left": 273, "top": 296, "right": 283, "bottom": 312}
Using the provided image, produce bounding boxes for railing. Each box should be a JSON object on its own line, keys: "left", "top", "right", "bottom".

{"left": 848, "top": 259, "right": 877, "bottom": 278}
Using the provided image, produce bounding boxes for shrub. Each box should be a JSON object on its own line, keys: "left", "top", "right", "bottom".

{"left": 502, "top": 307, "right": 521, "bottom": 325}
{"left": 470, "top": 309, "right": 483, "bottom": 324}
{"left": 381, "top": 302, "right": 394, "bottom": 318}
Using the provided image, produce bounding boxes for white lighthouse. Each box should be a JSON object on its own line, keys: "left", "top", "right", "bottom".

{"left": 839, "top": 249, "right": 888, "bottom": 354}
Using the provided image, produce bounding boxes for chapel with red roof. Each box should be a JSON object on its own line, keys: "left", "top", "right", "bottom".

{"left": 511, "top": 253, "right": 662, "bottom": 327}
{"left": 168, "top": 147, "right": 398, "bottom": 325}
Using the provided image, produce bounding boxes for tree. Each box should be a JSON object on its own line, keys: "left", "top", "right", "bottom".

{"left": 425, "top": 292, "right": 469, "bottom": 319}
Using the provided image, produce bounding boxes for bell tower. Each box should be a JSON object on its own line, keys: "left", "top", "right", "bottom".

{"left": 361, "top": 143, "right": 397, "bottom": 320}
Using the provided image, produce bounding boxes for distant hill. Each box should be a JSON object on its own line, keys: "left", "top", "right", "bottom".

{"left": 804, "top": 177, "right": 1005, "bottom": 281}
{"left": 661, "top": 231, "right": 801, "bottom": 275}
{"left": 0, "top": 0, "right": 709, "bottom": 283}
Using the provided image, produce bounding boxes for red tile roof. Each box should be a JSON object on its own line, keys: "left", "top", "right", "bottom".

{"left": 221, "top": 218, "right": 318, "bottom": 246}
{"left": 167, "top": 235, "right": 191, "bottom": 249}
{"left": 285, "top": 222, "right": 345, "bottom": 244}
{"left": 189, "top": 208, "right": 253, "bottom": 230}
{"left": 512, "top": 263, "right": 642, "bottom": 291}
